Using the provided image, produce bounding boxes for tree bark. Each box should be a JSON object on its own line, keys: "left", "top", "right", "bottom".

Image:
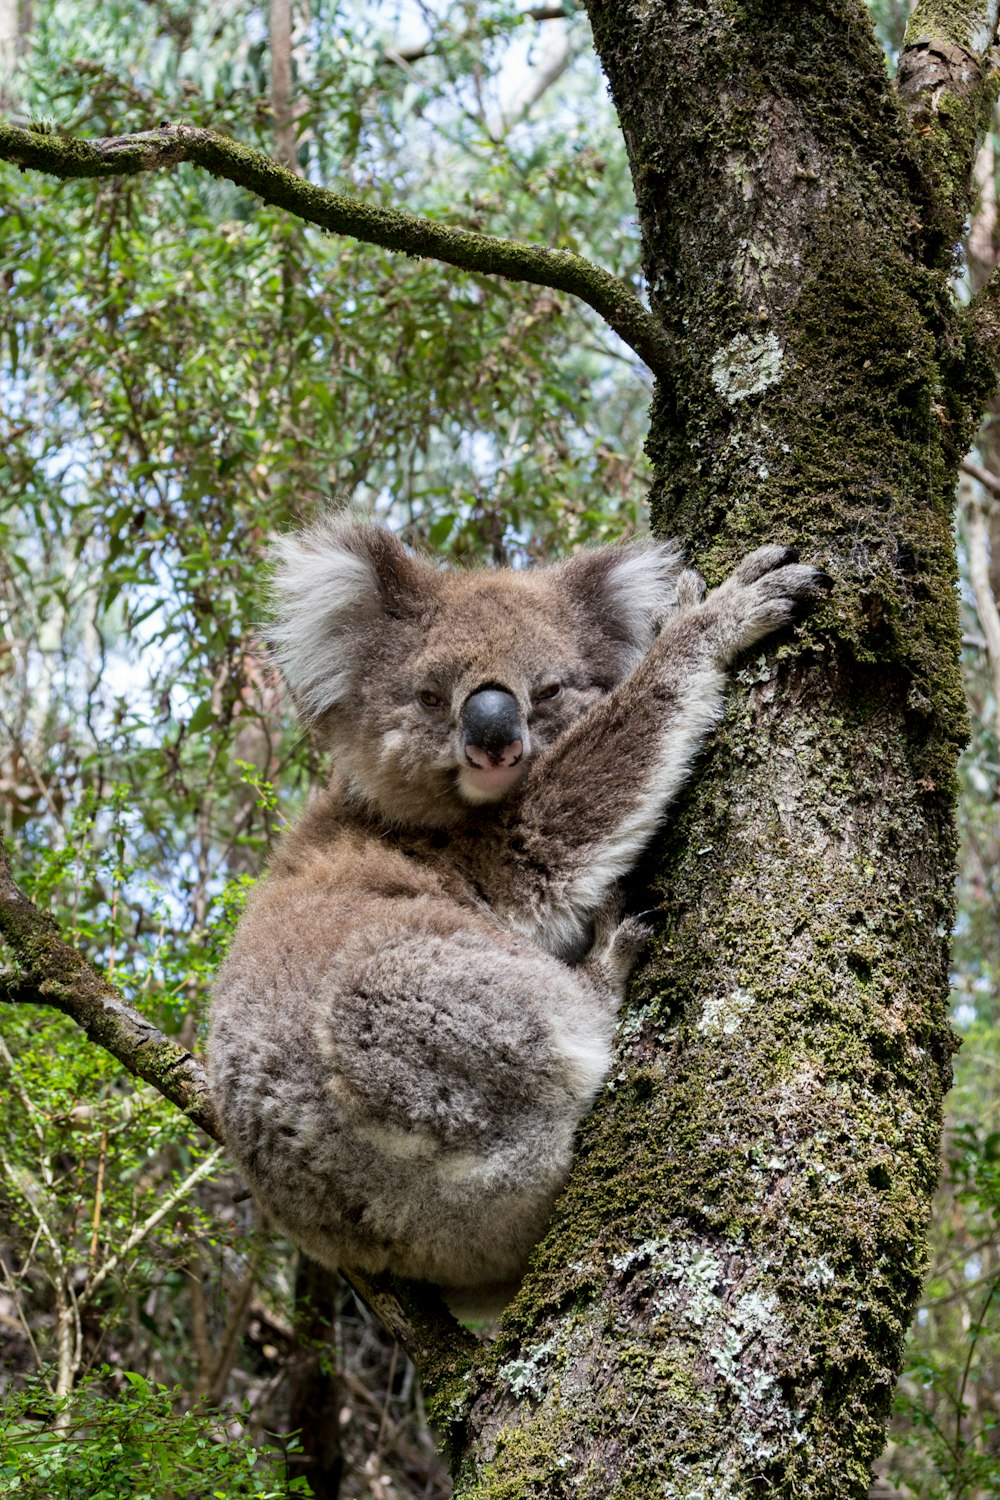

{"left": 269, "top": 0, "right": 298, "bottom": 173}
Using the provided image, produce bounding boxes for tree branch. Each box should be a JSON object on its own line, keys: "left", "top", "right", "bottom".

{"left": 0, "top": 831, "right": 479, "bottom": 1399}
{"left": 383, "top": 6, "right": 571, "bottom": 65}
{"left": 0, "top": 833, "right": 219, "bottom": 1136}
{"left": 0, "top": 119, "right": 671, "bottom": 377}
{"left": 961, "top": 456, "right": 1000, "bottom": 496}
{"left": 897, "top": 1, "right": 1000, "bottom": 247}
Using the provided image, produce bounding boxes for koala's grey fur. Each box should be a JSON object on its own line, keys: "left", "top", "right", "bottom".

{"left": 209, "top": 519, "right": 824, "bottom": 1318}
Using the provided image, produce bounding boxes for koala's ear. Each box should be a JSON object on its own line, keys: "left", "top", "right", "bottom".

{"left": 556, "top": 538, "right": 685, "bottom": 650}
{"left": 269, "top": 517, "right": 437, "bottom": 720}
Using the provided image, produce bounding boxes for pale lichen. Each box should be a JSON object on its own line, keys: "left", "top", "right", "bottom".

{"left": 710, "top": 331, "right": 785, "bottom": 402}
{"left": 697, "top": 986, "right": 755, "bottom": 1036}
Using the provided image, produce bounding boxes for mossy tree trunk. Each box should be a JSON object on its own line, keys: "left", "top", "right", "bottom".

{"left": 439, "top": 5, "right": 996, "bottom": 1497}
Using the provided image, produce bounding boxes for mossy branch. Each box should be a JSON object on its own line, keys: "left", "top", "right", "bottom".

{"left": 0, "top": 831, "right": 478, "bottom": 1391}
{"left": 897, "top": 1, "right": 1000, "bottom": 248}
{"left": 0, "top": 832, "right": 219, "bottom": 1135}
{"left": 0, "top": 118, "right": 672, "bottom": 378}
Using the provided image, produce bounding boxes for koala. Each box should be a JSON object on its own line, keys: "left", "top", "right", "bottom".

{"left": 208, "top": 518, "right": 825, "bottom": 1318}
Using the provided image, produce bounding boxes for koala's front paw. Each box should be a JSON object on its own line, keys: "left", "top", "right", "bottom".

{"left": 708, "top": 546, "right": 829, "bottom": 663}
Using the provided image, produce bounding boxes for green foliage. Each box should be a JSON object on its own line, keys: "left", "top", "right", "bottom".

{"left": 888, "top": 1117, "right": 1000, "bottom": 1498}
{"left": 0, "top": 1369, "right": 309, "bottom": 1498}
{"left": 0, "top": 3, "right": 647, "bottom": 1492}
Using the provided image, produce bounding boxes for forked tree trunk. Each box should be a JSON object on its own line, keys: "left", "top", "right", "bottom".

{"left": 434, "top": 4, "right": 994, "bottom": 1496}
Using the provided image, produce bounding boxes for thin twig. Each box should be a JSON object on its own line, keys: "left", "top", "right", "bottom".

{"left": 0, "top": 1253, "right": 48, "bottom": 1386}
{"left": 80, "top": 1147, "right": 225, "bottom": 1305}
{"left": 384, "top": 4, "right": 570, "bottom": 64}
{"left": 207, "top": 1249, "right": 261, "bottom": 1405}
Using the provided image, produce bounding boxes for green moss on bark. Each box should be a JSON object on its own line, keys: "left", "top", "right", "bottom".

{"left": 898, "top": 3, "right": 1000, "bottom": 251}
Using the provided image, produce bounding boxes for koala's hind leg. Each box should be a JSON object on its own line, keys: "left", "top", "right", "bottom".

{"left": 314, "top": 913, "right": 617, "bottom": 1291}
{"left": 327, "top": 918, "right": 615, "bottom": 1151}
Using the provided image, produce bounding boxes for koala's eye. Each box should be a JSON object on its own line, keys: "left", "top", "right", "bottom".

{"left": 418, "top": 689, "right": 445, "bottom": 710}
{"left": 534, "top": 683, "right": 562, "bottom": 702}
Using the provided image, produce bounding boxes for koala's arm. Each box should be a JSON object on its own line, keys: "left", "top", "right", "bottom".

{"left": 493, "top": 547, "right": 826, "bottom": 945}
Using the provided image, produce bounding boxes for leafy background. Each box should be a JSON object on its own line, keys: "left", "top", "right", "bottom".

{"left": 0, "top": 2, "right": 997, "bottom": 1496}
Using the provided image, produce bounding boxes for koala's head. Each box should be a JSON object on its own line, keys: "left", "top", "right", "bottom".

{"left": 270, "top": 517, "right": 684, "bottom": 828}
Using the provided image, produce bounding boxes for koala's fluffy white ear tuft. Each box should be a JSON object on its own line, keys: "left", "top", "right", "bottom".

{"left": 269, "top": 517, "right": 434, "bottom": 721}
{"left": 558, "top": 538, "right": 686, "bottom": 652}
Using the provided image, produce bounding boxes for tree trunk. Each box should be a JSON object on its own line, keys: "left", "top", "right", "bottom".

{"left": 0, "top": 0, "right": 28, "bottom": 113}
{"left": 436, "top": 5, "right": 991, "bottom": 1496}
{"left": 286, "top": 1257, "right": 344, "bottom": 1499}
{"left": 270, "top": 0, "right": 298, "bottom": 172}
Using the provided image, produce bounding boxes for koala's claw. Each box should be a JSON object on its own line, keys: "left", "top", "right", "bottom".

{"left": 727, "top": 544, "right": 799, "bottom": 587}
{"left": 631, "top": 904, "right": 670, "bottom": 929}
{"left": 675, "top": 567, "right": 707, "bottom": 612}
{"left": 753, "top": 562, "right": 828, "bottom": 599}
{"left": 582, "top": 897, "right": 652, "bottom": 1000}
{"left": 707, "top": 553, "right": 829, "bottom": 662}
{"left": 723, "top": 546, "right": 831, "bottom": 600}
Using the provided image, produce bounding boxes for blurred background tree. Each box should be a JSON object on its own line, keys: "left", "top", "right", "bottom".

{"left": 0, "top": 1, "right": 998, "bottom": 1496}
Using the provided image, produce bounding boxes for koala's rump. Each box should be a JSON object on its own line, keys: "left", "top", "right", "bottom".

{"left": 209, "top": 859, "right": 614, "bottom": 1297}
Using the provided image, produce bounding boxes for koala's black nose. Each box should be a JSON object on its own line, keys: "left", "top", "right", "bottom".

{"left": 462, "top": 688, "right": 524, "bottom": 769}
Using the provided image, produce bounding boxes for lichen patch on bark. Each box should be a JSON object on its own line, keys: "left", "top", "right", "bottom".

{"left": 710, "top": 331, "right": 785, "bottom": 402}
